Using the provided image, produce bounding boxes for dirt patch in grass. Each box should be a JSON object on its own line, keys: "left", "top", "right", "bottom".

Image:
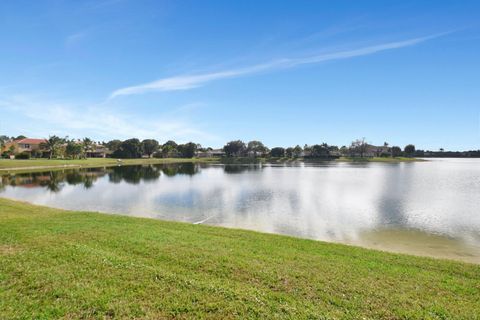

{"left": 0, "top": 244, "right": 21, "bottom": 255}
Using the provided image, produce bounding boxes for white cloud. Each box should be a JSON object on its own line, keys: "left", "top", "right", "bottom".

{"left": 110, "top": 34, "right": 443, "bottom": 98}
{"left": 0, "top": 95, "right": 217, "bottom": 143}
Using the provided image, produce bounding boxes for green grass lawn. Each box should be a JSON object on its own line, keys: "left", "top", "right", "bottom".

{"left": 0, "top": 157, "right": 421, "bottom": 173}
{"left": 220, "top": 157, "right": 422, "bottom": 164}
{"left": 0, "top": 157, "right": 218, "bottom": 172}
{"left": 337, "top": 156, "right": 422, "bottom": 162}
{"left": 1, "top": 198, "right": 479, "bottom": 319}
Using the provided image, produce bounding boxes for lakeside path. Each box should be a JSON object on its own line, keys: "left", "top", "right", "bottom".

{"left": 1, "top": 198, "right": 479, "bottom": 319}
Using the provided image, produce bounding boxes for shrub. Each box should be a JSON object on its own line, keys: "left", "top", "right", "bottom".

{"left": 31, "top": 150, "right": 43, "bottom": 158}
{"left": 15, "top": 152, "right": 31, "bottom": 159}
{"left": 152, "top": 151, "right": 163, "bottom": 158}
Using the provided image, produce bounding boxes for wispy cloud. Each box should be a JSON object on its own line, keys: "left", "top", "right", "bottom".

{"left": 110, "top": 33, "right": 444, "bottom": 98}
{"left": 0, "top": 95, "right": 217, "bottom": 143}
{"left": 65, "top": 31, "right": 87, "bottom": 48}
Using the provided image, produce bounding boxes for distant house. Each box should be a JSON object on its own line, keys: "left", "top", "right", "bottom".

{"left": 366, "top": 144, "right": 390, "bottom": 157}
{"left": 85, "top": 144, "right": 110, "bottom": 158}
{"left": 300, "top": 150, "right": 312, "bottom": 157}
{"left": 16, "top": 138, "right": 47, "bottom": 153}
{"left": 196, "top": 149, "right": 225, "bottom": 158}
{"left": 246, "top": 150, "right": 269, "bottom": 157}
{"left": 329, "top": 150, "right": 342, "bottom": 157}
{"left": 3, "top": 138, "right": 47, "bottom": 157}
{"left": 211, "top": 149, "right": 226, "bottom": 157}
{"left": 352, "top": 144, "right": 390, "bottom": 157}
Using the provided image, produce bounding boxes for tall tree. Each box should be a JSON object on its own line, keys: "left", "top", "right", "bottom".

{"left": 178, "top": 142, "right": 197, "bottom": 158}
{"left": 106, "top": 140, "right": 122, "bottom": 153}
{"left": 247, "top": 140, "right": 268, "bottom": 157}
{"left": 141, "top": 139, "right": 159, "bottom": 157}
{"left": 350, "top": 138, "right": 368, "bottom": 158}
{"left": 223, "top": 140, "right": 246, "bottom": 157}
{"left": 270, "top": 147, "right": 285, "bottom": 157}
{"left": 285, "top": 147, "right": 294, "bottom": 158}
{"left": 404, "top": 144, "right": 416, "bottom": 157}
{"left": 66, "top": 140, "right": 83, "bottom": 159}
{"left": 292, "top": 145, "right": 303, "bottom": 158}
{"left": 41, "top": 135, "right": 65, "bottom": 159}
{"left": 163, "top": 140, "right": 178, "bottom": 148}
{"left": 82, "top": 138, "right": 94, "bottom": 159}
{"left": 112, "top": 138, "right": 143, "bottom": 158}
{"left": 160, "top": 140, "right": 178, "bottom": 158}
{"left": 161, "top": 145, "right": 178, "bottom": 158}
{"left": 311, "top": 143, "right": 330, "bottom": 158}
{"left": 391, "top": 146, "right": 402, "bottom": 157}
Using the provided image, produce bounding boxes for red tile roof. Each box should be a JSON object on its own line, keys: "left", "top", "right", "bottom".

{"left": 16, "top": 138, "right": 47, "bottom": 145}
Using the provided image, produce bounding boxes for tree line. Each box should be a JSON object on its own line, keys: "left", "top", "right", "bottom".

{"left": 1, "top": 134, "right": 479, "bottom": 159}
{"left": 106, "top": 139, "right": 198, "bottom": 159}
{"left": 222, "top": 139, "right": 419, "bottom": 158}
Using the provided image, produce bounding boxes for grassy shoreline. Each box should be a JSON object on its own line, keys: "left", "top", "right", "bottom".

{"left": 0, "top": 157, "right": 219, "bottom": 173}
{"left": 336, "top": 156, "right": 423, "bottom": 162}
{"left": 0, "top": 156, "right": 423, "bottom": 173}
{"left": 220, "top": 156, "right": 423, "bottom": 164}
{"left": 1, "top": 198, "right": 479, "bottom": 319}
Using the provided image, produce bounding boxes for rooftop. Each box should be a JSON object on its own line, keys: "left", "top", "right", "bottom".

{"left": 16, "top": 138, "right": 47, "bottom": 145}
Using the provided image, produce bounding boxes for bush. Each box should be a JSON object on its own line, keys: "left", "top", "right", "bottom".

{"left": 31, "top": 150, "right": 44, "bottom": 158}
{"left": 15, "top": 153, "right": 31, "bottom": 159}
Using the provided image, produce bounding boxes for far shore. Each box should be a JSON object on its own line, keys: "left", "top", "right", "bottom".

{"left": 0, "top": 157, "right": 218, "bottom": 173}
{"left": 0, "top": 156, "right": 425, "bottom": 173}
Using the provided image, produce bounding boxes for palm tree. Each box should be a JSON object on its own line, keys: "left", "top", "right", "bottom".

{"left": 41, "top": 135, "right": 64, "bottom": 159}
{"left": 82, "top": 138, "right": 94, "bottom": 159}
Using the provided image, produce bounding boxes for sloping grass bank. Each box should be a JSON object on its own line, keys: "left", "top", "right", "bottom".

{"left": 0, "top": 198, "right": 479, "bottom": 319}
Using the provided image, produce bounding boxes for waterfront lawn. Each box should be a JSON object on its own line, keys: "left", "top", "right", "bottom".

{"left": 337, "top": 156, "right": 421, "bottom": 162}
{"left": 220, "top": 156, "right": 421, "bottom": 164}
{"left": 0, "top": 157, "right": 421, "bottom": 173}
{"left": 0, "top": 157, "right": 217, "bottom": 171}
{"left": 0, "top": 198, "right": 479, "bottom": 319}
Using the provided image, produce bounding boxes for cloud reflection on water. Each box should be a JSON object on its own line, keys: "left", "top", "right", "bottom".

{"left": 1, "top": 160, "right": 480, "bottom": 259}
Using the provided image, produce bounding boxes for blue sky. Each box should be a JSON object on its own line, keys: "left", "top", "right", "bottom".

{"left": 1, "top": 0, "right": 479, "bottom": 150}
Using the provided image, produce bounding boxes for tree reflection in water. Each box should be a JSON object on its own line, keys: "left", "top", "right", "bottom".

{"left": 223, "top": 164, "right": 263, "bottom": 174}
{"left": 0, "top": 163, "right": 201, "bottom": 192}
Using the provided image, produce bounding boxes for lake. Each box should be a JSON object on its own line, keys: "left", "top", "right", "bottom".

{"left": 1, "top": 158, "right": 479, "bottom": 263}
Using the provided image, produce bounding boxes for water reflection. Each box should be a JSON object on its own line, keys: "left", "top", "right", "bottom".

{"left": 1, "top": 159, "right": 480, "bottom": 262}
{"left": 0, "top": 169, "right": 105, "bottom": 192}
{"left": 109, "top": 165, "right": 161, "bottom": 184}
{"left": 0, "top": 164, "right": 203, "bottom": 191}
{"left": 223, "top": 164, "right": 264, "bottom": 174}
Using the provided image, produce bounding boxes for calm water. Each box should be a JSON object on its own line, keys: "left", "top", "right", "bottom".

{"left": 1, "top": 158, "right": 480, "bottom": 262}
